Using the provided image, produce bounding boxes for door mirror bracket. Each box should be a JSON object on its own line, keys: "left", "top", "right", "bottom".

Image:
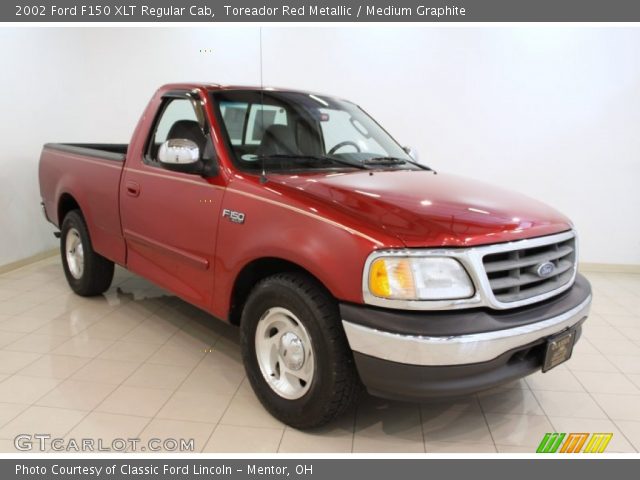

{"left": 403, "top": 145, "right": 419, "bottom": 162}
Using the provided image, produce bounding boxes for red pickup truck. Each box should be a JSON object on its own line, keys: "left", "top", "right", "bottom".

{"left": 39, "top": 83, "right": 592, "bottom": 428}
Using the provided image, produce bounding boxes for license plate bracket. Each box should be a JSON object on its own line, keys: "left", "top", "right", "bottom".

{"left": 542, "top": 328, "right": 576, "bottom": 372}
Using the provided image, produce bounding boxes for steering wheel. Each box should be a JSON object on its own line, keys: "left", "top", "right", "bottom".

{"left": 329, "top": 141, "right": 361, "bottom": 155}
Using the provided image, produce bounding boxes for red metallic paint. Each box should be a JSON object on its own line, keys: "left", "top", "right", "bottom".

{"left": 39, "top": 83, "right": 572, "bottom": 322}
{"left": 265, "top": 170, "right": 573, "bottom": 248}
{"left": 38, "top": 151, "right": 126, "bottom": 265}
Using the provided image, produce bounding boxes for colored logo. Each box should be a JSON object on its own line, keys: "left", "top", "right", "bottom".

{"left": 535, "top": 261, "right": 556, "bottom": 278}
{"left": 536, "top": 432, "right": 613, "bottom": 453}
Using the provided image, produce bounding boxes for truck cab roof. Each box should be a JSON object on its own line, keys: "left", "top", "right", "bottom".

{"left": 158, "top": 82, "right": 342, "bottom": 100}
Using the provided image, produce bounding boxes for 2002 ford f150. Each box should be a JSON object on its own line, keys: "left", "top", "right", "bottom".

{"left": 39, "top": 83, "right": 592, "bottom": 428}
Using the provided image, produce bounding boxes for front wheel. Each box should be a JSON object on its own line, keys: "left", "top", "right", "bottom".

{"left": 240, "top": 273, "right": 360, "bottom": 429}
{"left": 60, "top": 210, "right": 114, "bottom": 296}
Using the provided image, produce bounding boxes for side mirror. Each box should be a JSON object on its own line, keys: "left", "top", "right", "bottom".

{"left": 403, "top": 145, "right": 419, "bottom": 162}
{"left": 158, "top": 139, "right": 201, "bottom": 173}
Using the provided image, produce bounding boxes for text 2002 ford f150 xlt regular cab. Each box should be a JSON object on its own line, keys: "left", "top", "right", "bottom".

{"left": 39, "top": 83, "right": 592, "bottom": 428}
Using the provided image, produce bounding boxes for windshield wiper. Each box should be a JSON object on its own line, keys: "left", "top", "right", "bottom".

{"left": 363, "top": 156, "right": 407, "bottom": 166}
{"left": 364, "top": 156, "right": 432, "bottom": 171}
{"left": 253, "top": 154, "right": 367, "bottom": 170}
{"left": 252, "top": 154, "right": 431, "bottom": 172}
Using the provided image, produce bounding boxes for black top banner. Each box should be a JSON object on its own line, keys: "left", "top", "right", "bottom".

{"left": 5, "top": 0, "right": 640, "bottom": 22}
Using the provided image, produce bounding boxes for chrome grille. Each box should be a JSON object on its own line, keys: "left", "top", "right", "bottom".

{"left": 482, "top": 234, "right": 576, "bottom": 303}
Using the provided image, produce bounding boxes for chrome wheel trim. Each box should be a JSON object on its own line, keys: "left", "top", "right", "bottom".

{"left": 255, "top": 306, "right": 315, "bottom": 400}
{"left": 65, "top": 227, "right": 84, "bottom": 280}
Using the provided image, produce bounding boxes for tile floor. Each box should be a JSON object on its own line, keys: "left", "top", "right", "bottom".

{"left": 0, "top": 256, "right": 639, "bottom": 453}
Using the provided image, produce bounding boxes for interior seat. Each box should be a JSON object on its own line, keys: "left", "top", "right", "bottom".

{"left": 257, "top": 124, "right": 298, "bottom": 156}
{"left": 296, "top": 120, "right": 323, "bottom": 156}
{"left": 167, "top": 120, "right": 207, "bottom": 154}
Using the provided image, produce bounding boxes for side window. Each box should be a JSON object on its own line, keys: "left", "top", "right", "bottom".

{"left": 218, "top": 102, "right": 289, "bottom": 148}
{"left": 219, "top": 102, "right": 248, "bottom": 145}
{"left": 245, "top": 104, "right": 288, "bottom": 145}
{"left": 146, "top": 98, "right": 200, "bottom": 164}
{"left": 217, "top": 101, "right": 291, "bottom": 161}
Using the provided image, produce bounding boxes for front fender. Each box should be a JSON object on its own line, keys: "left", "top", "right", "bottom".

{"left": 210, "top": 186, "right": 398, "bottom": 320}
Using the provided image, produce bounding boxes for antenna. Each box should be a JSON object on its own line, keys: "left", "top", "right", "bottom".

{"left": 259, "top": 27, "right": 267, "bottom": 184}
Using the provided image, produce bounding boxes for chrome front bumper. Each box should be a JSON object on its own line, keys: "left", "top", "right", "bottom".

{"left": 343, "top": 294, "right": 591, "bottom": 367}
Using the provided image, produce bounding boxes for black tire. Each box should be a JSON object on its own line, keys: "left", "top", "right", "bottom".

{"left": 240, "top": 272, "right": 361, "bottom": 429}
{"left": 60, "top": 209, "right": 114, "bottom": 297}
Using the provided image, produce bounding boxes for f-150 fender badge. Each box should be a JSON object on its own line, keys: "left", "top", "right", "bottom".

{"left": 222, "top": 209, "right": 246, "bottom": 224}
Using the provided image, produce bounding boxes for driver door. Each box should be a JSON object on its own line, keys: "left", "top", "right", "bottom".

{"left": 119, "top": 92, "right": 223, "bottom": 310}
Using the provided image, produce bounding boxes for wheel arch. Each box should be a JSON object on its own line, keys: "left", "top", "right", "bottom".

{"left": 228, "top": 257, "right": 334, "bottom": 327}
{"left": 57, "top": 192, "right": 82, "bottom": 226}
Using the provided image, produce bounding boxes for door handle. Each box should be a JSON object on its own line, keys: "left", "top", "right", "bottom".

{"left": 125, "top": 181, "right": 140, "bottom": 197}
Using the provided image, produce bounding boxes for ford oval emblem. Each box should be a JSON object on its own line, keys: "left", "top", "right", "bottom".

{"left": 536, "top": 262, "right": 555, "bottom": 278}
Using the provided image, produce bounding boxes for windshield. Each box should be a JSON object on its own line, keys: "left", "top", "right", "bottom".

{"left": 211, "top": 90, "right": 421, "bottom": 172}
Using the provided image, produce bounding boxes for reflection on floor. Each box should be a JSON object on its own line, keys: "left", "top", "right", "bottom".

{"left": 0, "top": 256, "right": 639, "bottom": 453}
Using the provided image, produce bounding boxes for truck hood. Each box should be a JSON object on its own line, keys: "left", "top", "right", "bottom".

{"left": 268, "top": 170, "right": 572, "bottom": 247}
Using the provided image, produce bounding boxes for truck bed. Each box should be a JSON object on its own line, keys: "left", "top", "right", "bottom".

{"left": 39, "top": 142, "right": 128, "bottom": 266}
{"left": 44, "top": 143, "right": 128, "bottom": 162}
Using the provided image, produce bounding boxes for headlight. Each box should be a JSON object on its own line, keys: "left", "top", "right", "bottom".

{"left": 367, "top": 256, "right": 474, "bottom": 301}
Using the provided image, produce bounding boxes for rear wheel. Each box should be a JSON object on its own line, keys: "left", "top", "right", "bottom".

{"left": 240, "top": 272, "right": 360, "bottom": 429}
{"left": 60, "top": 210, "right": 114, "bottom": 296}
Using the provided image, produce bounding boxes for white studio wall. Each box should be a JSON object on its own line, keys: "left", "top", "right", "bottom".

{"left": 262, "top": 27, "right": 640, "bottom": 266}
{"left": 0, "top": 27, "right": 260, "bottom": 267}
{"left": 0, "top": 27, "right": 638, "bottom": 267}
